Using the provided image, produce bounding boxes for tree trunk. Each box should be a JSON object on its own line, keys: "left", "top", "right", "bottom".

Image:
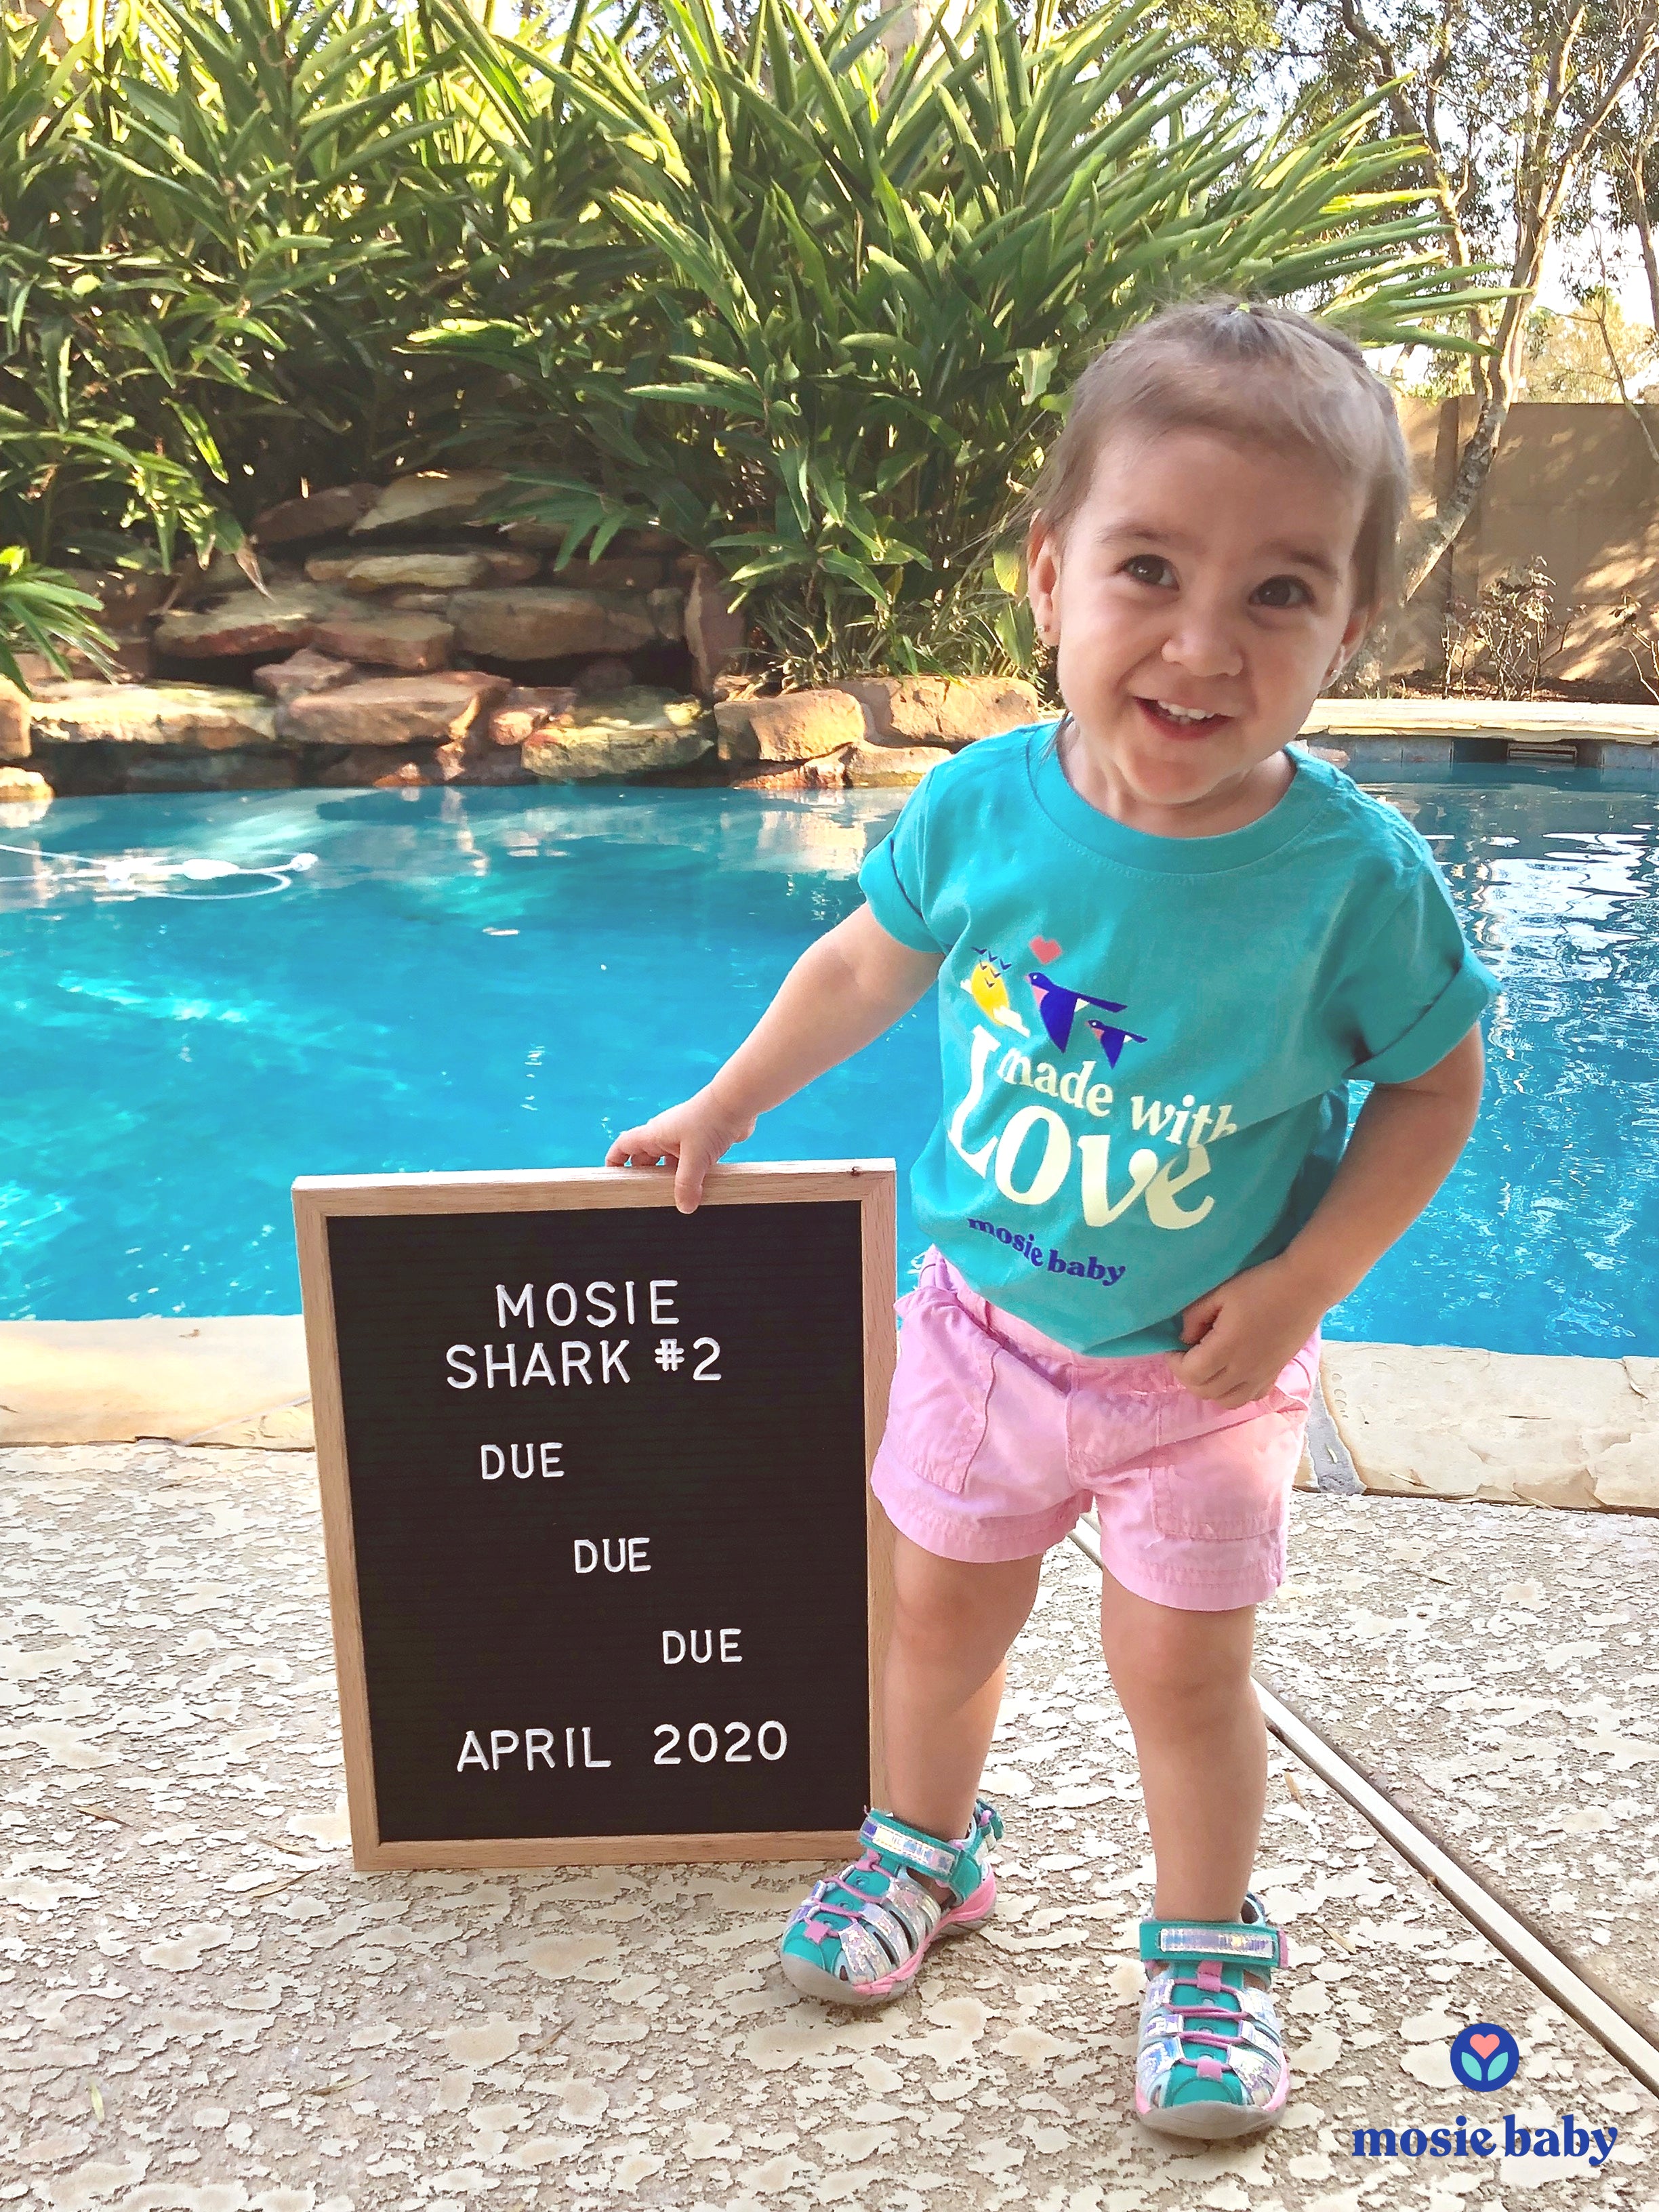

{"left": 16, "top": 0, "right": 91, "bottom": 52}
{"left": 1633, "top": 148, "right": 1659, "bottom": 332}
{"left": 874, "top": 0, "right": 976, "bottom": 98}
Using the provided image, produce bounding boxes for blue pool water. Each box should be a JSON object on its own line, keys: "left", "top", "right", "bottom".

{"left": 1, "top": 762, "right": 1655, "bottom": 1353}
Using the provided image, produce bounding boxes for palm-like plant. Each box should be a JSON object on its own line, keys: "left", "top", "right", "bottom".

{"left": 3, "top": 0, "right": 1495, "bottom": 684}
{"left": 0, "top": 548, "right": 115, "bottom": 691}
{"left": 415, "top": 0, "right": 1495, "bottom": 682}
{"left": 1, "top": 0, "right": 480, "bottom": 565}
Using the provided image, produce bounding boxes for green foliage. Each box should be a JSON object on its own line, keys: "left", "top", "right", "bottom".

{"left": 1521, "top": 289, "right": 1658, "bottom": 401}
{"left": 0, "top": 0, "right": 475, "bottom": 565}
{"left": 415, "top": 0, "right": 1495, "bottom": 680}
{"left": 3, "top": 0, "right": 1495, "bottom": 680}
{"left": 0, "top": 547, "right": 117, "bottom": 691}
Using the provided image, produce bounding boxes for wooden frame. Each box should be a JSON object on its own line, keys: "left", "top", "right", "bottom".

{"left": 293, "top": 1161, "right": 896, "bottom": 1871}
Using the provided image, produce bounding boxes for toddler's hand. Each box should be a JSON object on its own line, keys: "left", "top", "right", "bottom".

{"left": 1164, "top": 1254, "right": 1326, "bottom": 1410}
{"left": 605, "top": 1087, "right": 756, "bottom": 1213}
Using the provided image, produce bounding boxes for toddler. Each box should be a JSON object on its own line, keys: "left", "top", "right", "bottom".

{"left": 607, "top": 298, "right": 1496, "bottom": 2139}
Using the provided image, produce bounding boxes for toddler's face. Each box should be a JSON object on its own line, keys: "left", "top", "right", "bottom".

{"left": 1025, "top": 424, "right": 1372, "bottom": 826}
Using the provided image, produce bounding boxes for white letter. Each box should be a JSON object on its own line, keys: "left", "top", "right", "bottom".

{"left": 1060, "top": 1066, "right": 1088, "bottom": 1107}
{"left": 485, "top": 1343, "right": 516, "bottom": 1389}
{"left": 690, "top": 1629, "right": 712, "bottom": 1662}
{"left": 1077, "top": 1134, "right": 1160, "bottom": 1227}
{"left": 457, "top": 1729, "right": 488, "bottom": 1771}
{"left": 947, "top": 1025, "right": 1001, "bottom": 1172}
{"left": 497, "top": 1283, "right": 534, "bottom": 1328}
{"left": 1086, "top": 1082, "right": 1113, "bottom": 1117}
{"left": 489, "top": 1729, "right": 518, "bottom": 1770}
{"left": 1079, "top": 1141, "right": 1159, "bottom": 1229}
{"left": 628, "top": 1537, "right": 651, "bottom": 1572}
{"left": 525, "top": 1727, "right": 556, "bottom": 1769}
{"left": 561, "top": 1341, "right": 592, "bottom": 1386}
{"left": 540, "top": 1440, "right": 563, "bottom": 1477}
{"left": 720, "top": 1629, "right": 741, "bottom": 1662}
{"left": 601, "top": 1339, "right": 630, "bottom": 1382}
{"left": 584, "top": 1280, "right": 618, "bottom": 1328}
{"left": 522, "top": 1340, "right": 556, "bottom": 1387}
{"left": 480, "top": 1443, "right": 504, "bottom": 1480}
{"left": 993, "top": 1104, "right": 1071, "bottom": 1207}
{"left": 649, "top": 1279, "right": 679, "bottom": 1324}
{"left": 581, "top": 1726, "right": 611, "bottom": 1769}
{"left": 446, "top": 1345, "right": 477, "bottom": 1389}
{"left": 544, "top": 1282, "right": 577, "bottom": 1327}
{"left": 662, "top": 1630, "right": 687, "bottom": 1664}
{"left": 573, "top": 1538, "right": 598, "bottom": 1574}
{"left": 1144, "top": 1142, "right": 1216, "bottom": 1229}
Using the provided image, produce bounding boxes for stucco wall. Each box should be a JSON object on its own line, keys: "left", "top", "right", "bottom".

{"left": 1394, "top": 396, "right": 1659, "bottom": 689}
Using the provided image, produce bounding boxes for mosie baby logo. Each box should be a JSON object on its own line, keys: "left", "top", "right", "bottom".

{"left": 1351, "top": 2021, "right": 1620, "bottom": 2172}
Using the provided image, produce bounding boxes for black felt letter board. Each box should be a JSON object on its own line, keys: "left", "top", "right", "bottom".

{"left": 321, "top": 1197, "right": 872, "bottom": 1848}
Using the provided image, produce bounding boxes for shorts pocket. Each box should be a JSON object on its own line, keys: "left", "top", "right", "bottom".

{"left": 1265, "top": 1338, "right": 1319, "bottom": 1417}
{"left": 878, "top": 1284, "right": 996, "bottom": 1497}
{"left": 1149, "top": 1397, "right": 1300, "bottom": 1542}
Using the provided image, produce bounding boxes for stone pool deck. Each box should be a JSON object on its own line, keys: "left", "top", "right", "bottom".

{"left": 3, "top": 1438, "right": 1657, "bottom": 2211}
{"left": 5, "top": 1322, "right": 1654, "bottom": 1513}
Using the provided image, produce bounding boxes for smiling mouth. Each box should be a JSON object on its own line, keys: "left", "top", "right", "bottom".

{"left": 1135, "top": 697, "right": 1232, "bottom": 738}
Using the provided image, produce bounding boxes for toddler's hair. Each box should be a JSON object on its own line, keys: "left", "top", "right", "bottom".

{"left": 1012, "top": 295, "right": 1411, "bottom": 613}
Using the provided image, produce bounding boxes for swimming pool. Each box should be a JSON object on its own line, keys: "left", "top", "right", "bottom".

{"left": 2, "top": 758, "right": 1655, "bottom": 1354}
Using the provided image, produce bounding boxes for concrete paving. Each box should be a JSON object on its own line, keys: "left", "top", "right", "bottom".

{"left": 2, "top": 1443, "right": 1656, "bottom": 2209}
{"left": 1255, "top": 1488, "right": 1659, "bottom": 2050}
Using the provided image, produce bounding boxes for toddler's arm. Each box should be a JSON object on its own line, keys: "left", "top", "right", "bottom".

{"left": 605, "top": 905, "right": 943, "bottom": 1211}
{"left": 1168, "top": 1023, "right": 1486, "bottom": 1408}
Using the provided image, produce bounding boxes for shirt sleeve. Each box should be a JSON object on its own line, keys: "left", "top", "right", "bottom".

{"left": 857, "top": 781, "right": 947, "bottom": 954}
{"left": 1334, "top": 862, "right": 1499, "bottom": 1084}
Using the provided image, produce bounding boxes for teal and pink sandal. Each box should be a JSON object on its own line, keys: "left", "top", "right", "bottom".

{"left": 1134, "top": 1890, "right": 1291, "bottom": 2138}
{"left": 779, "top": 1799, "right": 1003, "bottom": 2007}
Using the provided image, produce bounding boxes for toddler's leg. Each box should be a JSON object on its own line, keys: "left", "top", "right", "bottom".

{"left": 1097, "top": 1561, "right": 1263, "bottom": 1921}
{"left": 777, "top": 1533, "right": 1040, "bottom": 2007}
{"left": 883, "top": 1531, "right": 1043, "bottom": 1846}
{"left": 1099, "top": 1563, "right": 1292, "bottom": 2137}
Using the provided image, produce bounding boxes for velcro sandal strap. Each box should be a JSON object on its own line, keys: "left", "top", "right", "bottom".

{"left": 1140, "top": 1918, "right": 1286, "bottom": 1971}
{"left": 861, "top": 1813, "right": 958, "bottom": 1883}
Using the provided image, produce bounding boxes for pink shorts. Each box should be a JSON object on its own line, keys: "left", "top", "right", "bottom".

{"left": 870, "top": 1249, "right": 1319, "bottom": 1611}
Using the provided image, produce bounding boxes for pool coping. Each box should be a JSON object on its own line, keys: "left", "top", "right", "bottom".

{"left": 3, "top": 1316, "right": 1653, "bottom": 1513}
{"left": 1304, "top": 699, "right": 1659, "bottom": 743}
{"left": 1300, "top": 697, "right": 1659, "bottom": 774}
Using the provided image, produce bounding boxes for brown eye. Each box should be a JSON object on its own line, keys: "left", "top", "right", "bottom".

{"left": 1254, "top": 575, "right": 1312, "bottom": 609}
{"left": 1124, "top": 554, "right": 1174, "bottom": 588}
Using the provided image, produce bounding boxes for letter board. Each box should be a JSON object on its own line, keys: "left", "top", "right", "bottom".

{"left": 293, "top": 1162, "right": 896, "bottom": 1868}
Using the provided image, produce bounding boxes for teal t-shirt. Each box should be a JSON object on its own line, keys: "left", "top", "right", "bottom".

{"left": 858, "top": 719, "right": 1498, "bottom": 1357}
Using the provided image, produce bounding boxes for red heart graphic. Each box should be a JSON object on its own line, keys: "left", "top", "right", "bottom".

{"left": 1029, "top": 936, "right": 1062, "bottom": 964}
{"left": 1469, "top": 2033, "right": 1500, "bottom": 2059}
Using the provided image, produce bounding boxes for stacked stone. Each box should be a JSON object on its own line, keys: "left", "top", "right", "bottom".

{"left": 5, "top": 470, "right": 1042, "bottom": 799}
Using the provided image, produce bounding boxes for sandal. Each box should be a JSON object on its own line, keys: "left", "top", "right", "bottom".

{"left": 1134, "top": 1889, "right": 1291, "bottom": 2138}
{"left": 779, "top": 1799, "right": 1003, "bottom": 2007}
